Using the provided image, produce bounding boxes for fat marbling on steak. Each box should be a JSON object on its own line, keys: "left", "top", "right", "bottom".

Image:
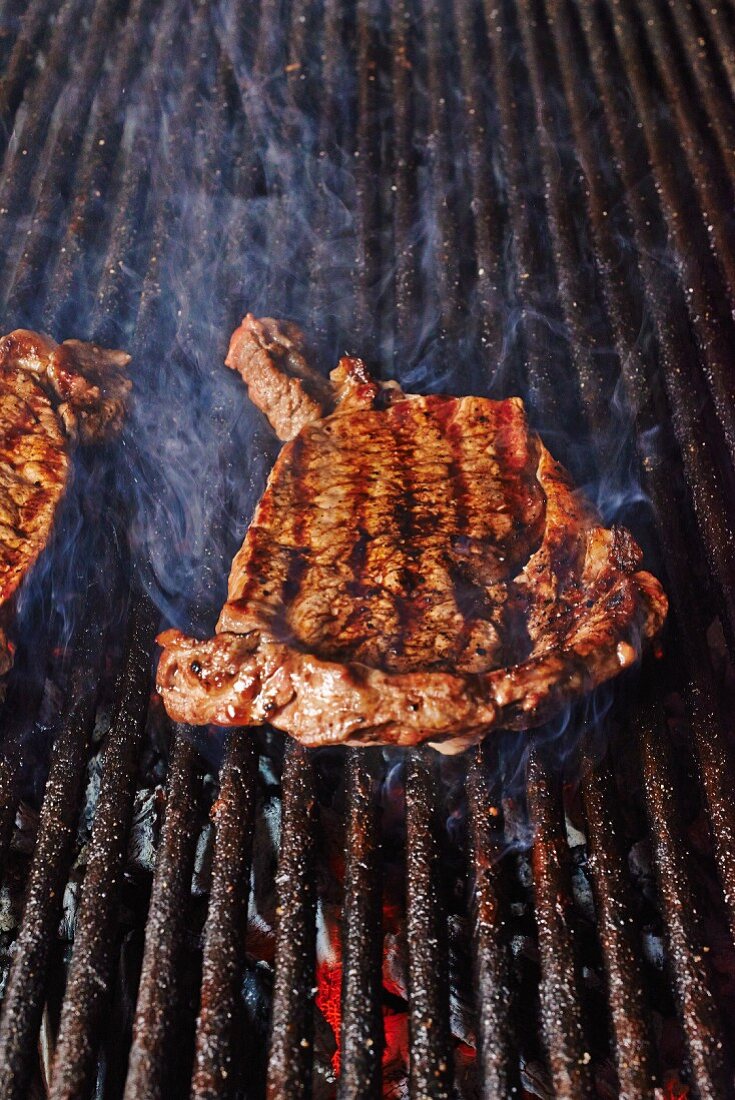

{"left": 157, "top": 315, "right": 667, "bottom": 753}
{"left": 0, "top": 330, "right": 131, "bottom": 686}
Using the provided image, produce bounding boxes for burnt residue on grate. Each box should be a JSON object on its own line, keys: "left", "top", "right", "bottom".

{"left": 0, "top": 0, "right": 734, "bottom": 1097}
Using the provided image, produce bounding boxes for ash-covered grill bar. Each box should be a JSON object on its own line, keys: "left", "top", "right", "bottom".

{"left": 579, "top": 755, "right": 654, "bottom": 1098}
{"left": 191, "top": 735, "right": 257, "bottom": 1100}
{"left": 339, "top": 750, "right": 383, "bottom": 1099}
{"left": 0, "top": 0, "right": 733, "bottom": 1097}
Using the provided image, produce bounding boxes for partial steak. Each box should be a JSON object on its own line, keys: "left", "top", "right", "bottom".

{"left": 225, "top": 313, "right": 334, "bottom": 441}
{"left": 0, "top": 330, "right": 130, "bottom": 685}
{"left": 157, "top": 317, "right": 667, "bottom": 752}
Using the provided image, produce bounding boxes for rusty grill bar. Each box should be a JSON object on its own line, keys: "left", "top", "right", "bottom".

{"left": 0, "top": 0, "right": 733, "bottom": 1097}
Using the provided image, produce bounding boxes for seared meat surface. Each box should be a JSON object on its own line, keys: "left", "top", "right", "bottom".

{"left": 226, "top": 313, "right": 333, "bottom": 440}
{"left": 0, "top": 330, "right": 130, "bottom": 684}
{"left": 157, "top": 317, "right": 667, "bottom": 752}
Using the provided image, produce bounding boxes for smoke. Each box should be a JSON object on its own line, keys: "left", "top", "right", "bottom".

{"left": 2, "top": 0, "right": 668, "bottom": 790}
{"left": 122, "top": 0, "right": 650, "bottom": 616}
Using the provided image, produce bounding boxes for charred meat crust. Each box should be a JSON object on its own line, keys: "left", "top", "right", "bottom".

{"left": 0, "top": 329, "right": 131, "bottom": 683}
{"left": 157, "top": 552, "right": 659, "bottom": 755}
{"left": 156, "top": 325, "right": 668, "bottom": 751}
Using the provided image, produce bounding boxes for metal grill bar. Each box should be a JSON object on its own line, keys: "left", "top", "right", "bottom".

{"left": 328, "top": 5, "right": 390, "bottom": 1084}
{"left": 253, "top": 0, "right": 295, "bottom": 315}
{"left": 0, "top": 7, "right": 193, "bottom": 1091}
{"left": 482, "top": 0, "right": 568, "bottom": 431}
{"left": 600, "top": 0, "right": 735, "bottom": 472}
{"left": 121, "top": 21, "right": 234, "bottom": 1093}
{"left": 635, "top": 0, "right": 735, "bottom": 287}
{"left": 405, "top": 749, "right": 453, "bottom": 1100}
{"left": 384, "top": 13, "right": 460, "bottom": 1085}
{"left": 580, "top": 759, "right": 655, "bottom": 1098}
{"left": 89, "top": 0, "right": 187, "bottom": 346}
{"left": 284, "top": 0, "right": 313, "bottom": 143}
{"left": 680, "top": 657, "right": 735, "bottom": 944}
{"left": 8, "top": 0, "right": 154, "bottom": 325}
{"left": 637, "top": 693, "right": 729, "bottom": 1100}
{"left": 0, "top": 612, "right": 104, "bottom": 1100}
{"left": 122, "top": 730, "right": 201, "bottom": 1100}
{"left": 0, "top": 0, "right": 60, "bottom": 135}
{"left": 216, "top": 107, "right": 263, "bottom": 334}
{"left": 0, "top": 0, "right": 129, "bottom": 317}
{"left": 571, "top": 0, "right": 735, "bottom": 952}
{"left": 43, "top": 5, "right": 221, "bottom": 1073}
{"left": 514, "top": 0, "right": 617, "bottom": 466}
{"left": 390, "top": 0, "right": 420, "bottom": 364}
{"left": 277, "top": 0, "right": 315, "bottom": 319}
{"left": 663, "top": 0, "right": 735, "bottom": 189}
{"left": 305, "top": 0, "right": 349, "bottom": 350}
{"left": 0, "top": 0, "right": 99, "bottom": 280}
{"left": 451, "top": 0, "right": 507, "bottom": 371}
{"left": 49, "top": 592, "right": 157, "bottom": 1100}
{"left": 266, "top": 743, "right": 318, "bottom": 1100}
{"left": 253, "top": 0, "right": 287, "bottom": 110}
{"left": 354, "top": 0, "right": 382, "bottom": 356}
{"left": 545, "top": 0, "right": 735, "bottom": 633}
{"left": 526, "top": 749, "right": 593, "bottom": 1097}
{"left": 421, "top": 0, "right": 463, "bottom": 343}
{"left": 697, "top": 0, "right": 735, "bottom": 99}
{"left": 465, "top": 744, "right": 519, "bottom": 1097}
{"left": 338, "top": 751, "right": 383, "bottom": 1099}
{"left": 191, "top": 735, "right": 258, "bottom": 1100}
{"left": 539, "top": 9, "right": 735, "bottom": 1075}
{"left": 127, "top": 3, "right": 215, "bottom": 351}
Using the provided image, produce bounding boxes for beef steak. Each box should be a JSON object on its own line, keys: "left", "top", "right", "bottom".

{"left": 0, "top": 330, "right": 130, "bottom": 685}
{"left": 157, "top": 316, "right": 667, "bottom": 753}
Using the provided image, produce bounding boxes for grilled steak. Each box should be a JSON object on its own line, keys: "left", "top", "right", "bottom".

{"left": 157, "top": 316, "right": 667, "bottom": 752}
{"left": 0, "top": 330, "right": 131, "bottom": 686}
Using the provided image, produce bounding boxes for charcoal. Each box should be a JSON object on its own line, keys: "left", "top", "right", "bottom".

{"left": 642, "top": 928, "right": 666, "bottom": 971}
{"left": 59, "top": 879, "right": 80, "bottom": 941}
{"left": 569, "top": 849, "right": 597, "bottom": 924}
{"left": 628, "top": 839, "right": 658, "bottom": 904}
{"left": 10, "top": 802, "right": 38, "bottom": 856}
{"left": 242, "top": 960, "right": 273, "bottom": 1043}
{"left": 0, "top": 883, "right": 20, "bottom": 935}
{"left": 311, "top": 1002, "right": 338, "bottom": 1099}
{"left": 248, "top": 791, "right": 280, "bottom": 942}
{"left": 383, "top": 928, "right": 408, "bottom": 1001}
{"left": 91, "top": 702, "right": 113, "bottom": 746}
{"left": 448, "top": 915, "right": 476, "bottom": 1048}
{"left": 126, "top": 786, "right": 163, "bottom": 874}
{"left": 76, "top": 751, "right": 104, "bottom": 844}
{"left": 191, "top": 819, "right": 213, "bottom": 896}
{"left": 521, "top": 1058, "right": 554, "bottom": 1099}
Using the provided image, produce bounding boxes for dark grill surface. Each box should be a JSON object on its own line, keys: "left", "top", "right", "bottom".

{"left": 0, "top": 0, "right": 734, "bottom": 1097}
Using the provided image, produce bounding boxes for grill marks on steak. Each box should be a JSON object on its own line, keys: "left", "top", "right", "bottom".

{"left": 0, "top": 330, "right": 130, "bottom": 684}
{"left": 219, "top": 391, "right": 545, "bottom": 675}
{"left": 157, "top": 316, "right": 668, "bottom": 751}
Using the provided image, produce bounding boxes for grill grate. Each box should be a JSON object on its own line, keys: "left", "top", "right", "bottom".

{"left": 0, "top": 0, "right": 733, "bottom": 1097}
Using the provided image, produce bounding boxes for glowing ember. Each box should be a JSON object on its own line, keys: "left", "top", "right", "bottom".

{"left": 315, "top": 963, "right": 342, "bottom": 1076}
{"left": 655, "top": 1077, "right": 689, "bottom": 1100}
